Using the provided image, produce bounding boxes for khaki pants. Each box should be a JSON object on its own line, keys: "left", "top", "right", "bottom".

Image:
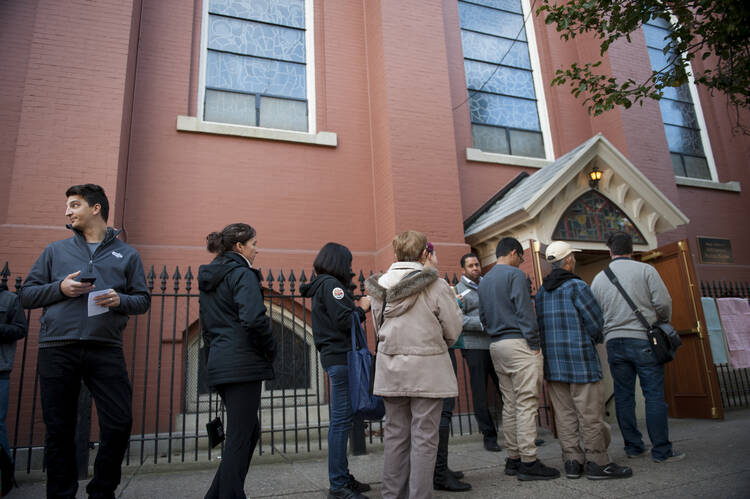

{"left": 381, "top": 397, "right": 442, "bottom": 499}
{"left": 489, "top": 338, "right": 542, "bottom": 463}
{"left": 547, "top": 380, "right": 611, "bottom": 466}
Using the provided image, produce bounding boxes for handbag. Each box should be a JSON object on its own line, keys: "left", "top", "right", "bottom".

{"left": 604, "top": 267, "right": 682, "bottom": 363}
{"left": 206, "top": 417, "right": 225, "bottom": 448}
{"left": 347, "top": 313, "right": 385, "bottom": 420}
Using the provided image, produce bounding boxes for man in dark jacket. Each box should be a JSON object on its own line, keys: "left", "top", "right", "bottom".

{"left": 456, "top": 252, "right": 502, "bottom": 453}
{"left": 0, "top": 284, "right": 27, "bottom": 494}
{"left": 479, "top": 237, "right": 559, "bottom": 481}
{"left": 535, "top": 241, "right": 631, "bottom": 480}
{"left": 21, "top": 184, "right": 150, "bottom": 499}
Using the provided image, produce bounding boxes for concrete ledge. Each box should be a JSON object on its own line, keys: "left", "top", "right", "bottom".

{"left": 176, "top": 116, "right": 338, "bottom": 147}
{"left": 466, "top": 147, "right": 551, "bottom": 168}
{"left": 675, "top": 176, "right": 741, "bottom": 192}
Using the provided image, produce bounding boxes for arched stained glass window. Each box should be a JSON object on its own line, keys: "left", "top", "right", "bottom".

{"left": 552, "top": 191, "right": 646, "bottom": 244}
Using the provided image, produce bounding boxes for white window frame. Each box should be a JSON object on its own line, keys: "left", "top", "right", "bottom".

{"left": 196, "top": 0, "right": 317, "bottom": 134}
{"left": 462, "top": 0, "right": 555, "bottom": 163}
{"left": 520, "top": 0, "right": 554, "bottom": 161}
{"left": 680, "top": 61, "right": 718, "bottom": 182}
{"left": 646, "top": 14, "right": 718, "bottom": 182}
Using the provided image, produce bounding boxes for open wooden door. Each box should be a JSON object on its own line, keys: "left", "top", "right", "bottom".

{"left": 639, "top": 240, "right": 723, "bottom": 419}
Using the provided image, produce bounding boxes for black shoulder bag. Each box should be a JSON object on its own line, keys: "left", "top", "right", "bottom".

{"left": 604, "top": 267, "right": 682, "bottom": 364}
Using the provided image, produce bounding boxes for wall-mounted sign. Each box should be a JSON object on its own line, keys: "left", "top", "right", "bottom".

{"left": 697, "top": 237, "right": 734, "bottom": 264}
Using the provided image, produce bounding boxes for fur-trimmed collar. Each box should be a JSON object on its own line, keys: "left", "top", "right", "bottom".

{"left": 365, "top": 267, "right": 439, "bottom": 302}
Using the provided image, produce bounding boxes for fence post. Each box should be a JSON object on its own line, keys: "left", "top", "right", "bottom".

{"left": 76, "top": 383, "right": 92, "bottom": 479}
{"left": 349, "top": 415, "right": 367, "bottom": 455}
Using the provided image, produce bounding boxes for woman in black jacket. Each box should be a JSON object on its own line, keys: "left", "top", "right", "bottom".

{"left": 300, "top": 243, "right": 371, "bottom": 499}
{"left": 198, "top": 223, "right": 276, "bottom": 499}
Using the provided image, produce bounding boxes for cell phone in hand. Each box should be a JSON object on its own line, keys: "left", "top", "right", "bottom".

{"left": 79, "top": 276, "right": 96, "bottom": 284}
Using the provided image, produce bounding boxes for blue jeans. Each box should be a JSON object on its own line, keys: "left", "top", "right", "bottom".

{"left": 0, "top": 378, "right": 10, "bottom": 458}
{"left": 607, "top": 338, "right": 672, "bottom": 460}
{"left": 326, "top": 364, "right": 353, "bottom": 490}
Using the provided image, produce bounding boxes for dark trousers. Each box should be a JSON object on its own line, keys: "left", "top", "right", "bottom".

{"left": 462, "top": 349, "right": 500, "bottom": 439}
{"left": 205, "top": 381, "right": 262, "bottom": 499}
{"left": 38, "top": 343, "right": 133, "bottom": 499}
{"left": 440, "top": 350, "right": 458, "bottom": 429}
{"left": 607, "top": 338, "right": 672, "bottom": 460}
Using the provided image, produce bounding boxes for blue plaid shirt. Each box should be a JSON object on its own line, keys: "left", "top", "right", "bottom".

{"left": 535, "top": 278, "right": 604, "bottom": 383}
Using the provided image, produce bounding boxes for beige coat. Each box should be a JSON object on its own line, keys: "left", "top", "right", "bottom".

{"left": 365, "top": 262, "right": 462, "bottom": 398}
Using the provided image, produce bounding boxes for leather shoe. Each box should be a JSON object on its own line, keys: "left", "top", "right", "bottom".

{"left": 434, "top": 471, "right": 472, "bottom": 492}
{"left": 483, "top": 439, "right": 502, "bottom": 452}
{"left": 448, "top": 467, "right": 464, "bottom": 479}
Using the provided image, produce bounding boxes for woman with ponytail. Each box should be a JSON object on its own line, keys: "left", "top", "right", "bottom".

{"left": 198, "top": 223, "right": 276, "bottom": 499}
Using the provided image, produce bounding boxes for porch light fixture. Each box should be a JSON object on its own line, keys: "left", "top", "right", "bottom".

{"left": 588, "top": 166, "right": 602, "bottom": 189}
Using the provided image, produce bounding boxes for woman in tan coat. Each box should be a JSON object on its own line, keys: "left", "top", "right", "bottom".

{"left": 365, "top": 231, "right": 462, "bottom": 499}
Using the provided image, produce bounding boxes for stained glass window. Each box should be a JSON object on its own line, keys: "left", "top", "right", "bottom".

{"left": 643, "top": 17, "right": 711, "bottom": 179}
{"left": 203, "top": 0, "right": 309, "bottom": 132}
{"left": 458, "top": 0, "right": 546, "bottom": 158}
{"left": 552, "top": 191, "right": 646, "bottom": 244}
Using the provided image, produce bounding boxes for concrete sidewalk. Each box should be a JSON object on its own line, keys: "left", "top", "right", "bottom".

{"left": 13, "top": 408, "right": 750, "bottom": 498}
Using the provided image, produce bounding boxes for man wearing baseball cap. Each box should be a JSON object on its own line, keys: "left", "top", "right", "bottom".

{"left": 535, "top": 241, "right": 633, "bottom": 480}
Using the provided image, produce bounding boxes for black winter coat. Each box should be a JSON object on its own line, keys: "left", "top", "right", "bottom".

{"left": 300, "top": 274, "right": 365, "bottom": 369}
{"left": 198, "top": 252, "right": 275, "bottom": 387}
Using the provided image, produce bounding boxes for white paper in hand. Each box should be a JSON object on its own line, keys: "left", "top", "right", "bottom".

{"left": 88, "top": 289, "right": 110, "bottom": 317}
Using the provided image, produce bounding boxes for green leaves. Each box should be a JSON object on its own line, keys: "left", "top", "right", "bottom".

{"left": 536, "top": 0, "right": 750, "bottom": 130}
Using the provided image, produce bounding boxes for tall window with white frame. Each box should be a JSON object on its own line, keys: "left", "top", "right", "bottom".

{"left": 201, "top": 0, "right": 310, "bottom": 132}
{"left": 458, "top": 0, "right": 547, "bottom": 158}
{"left": 643, "top": 17, "right": 712, "bottom": 179}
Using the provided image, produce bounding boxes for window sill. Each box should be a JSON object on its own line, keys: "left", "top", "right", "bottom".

{"left": 675, "top": 176, "right": 741, "bottom": 192}
{"left": 466, "top": 148, "right": 551, "bottom": 169}
{"left": 176, "top": 116, "right": 338, "bottom": 147}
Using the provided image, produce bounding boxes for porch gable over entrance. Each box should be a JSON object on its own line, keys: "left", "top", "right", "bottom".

{"left": 464, "top": 134, "right": 689, "bottom": 266}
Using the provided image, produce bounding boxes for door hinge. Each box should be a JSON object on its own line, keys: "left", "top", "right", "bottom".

{"left": 711, "top": 407, "right": 719, "bottom": 418}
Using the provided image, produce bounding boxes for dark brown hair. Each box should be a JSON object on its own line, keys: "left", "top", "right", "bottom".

{"left": 65, "top": 184, "right": 109, "bottom": 222}
{"left": 206, "top": 223, "right": 256, "bottom": 255}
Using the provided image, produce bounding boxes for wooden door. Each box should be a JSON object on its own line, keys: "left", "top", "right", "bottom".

{"left": 639, "top": 240, "right": 723, "bottom": 419}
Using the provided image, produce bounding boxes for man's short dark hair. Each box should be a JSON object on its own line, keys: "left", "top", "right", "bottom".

{"left": 66, "top": 184, "right": 109, "bottom": 222}
{"left": 606, "top": 231, "right": 633, "bottom": 255}
{"left": 460, "top": 252, "right": 479, "bottom": 268}
{"left": 496, "top": 237, "right": 523, "bottom": 258}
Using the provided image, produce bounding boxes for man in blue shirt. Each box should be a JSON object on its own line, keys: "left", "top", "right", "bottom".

{"left": 535, "top": 241, "right": 631, "bottom": 480}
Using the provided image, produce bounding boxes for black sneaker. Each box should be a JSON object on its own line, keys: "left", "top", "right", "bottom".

{"left": 328, "top": 486, "right": 368, "bottom": 499}
{"left": 652, "top": 449, "right": 686, "bottom": 463}
{"left": 626, "top": 445, "right": 651, "bottom": 458}
{"left": 504, "top": 457, "right": 521, "bottom": 476}
{"left": 347, "top": 474, "right": 371, "bottom": 493}
{"left": 564, "top": 460, "right": 583, "bottom": 479}
{"left": 585, "top": 461, "right": 633, "bottom": 480}
{"left": 517, "top": 460, "right": 560, "bottom": 481}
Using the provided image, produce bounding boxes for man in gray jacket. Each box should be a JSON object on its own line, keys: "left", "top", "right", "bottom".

{"left": 591, "top": 231, "right": 683, "bottom": 464}
{"left": 456, "top": 253, "right": 501, "bottom": 452}
{"left": 21, "top": 184, "right": 150, "bottom": 499}
{"left": 479, "top": 237, "right": 559, "bottom": 481}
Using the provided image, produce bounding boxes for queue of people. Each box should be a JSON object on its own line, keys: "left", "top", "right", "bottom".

{"left": 15, "top": 183, "right": 684, "bottom": 499}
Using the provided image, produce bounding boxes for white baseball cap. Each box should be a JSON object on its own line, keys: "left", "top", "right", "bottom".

{"left": 545, "top": 241, "right": 581, "bottom": 263}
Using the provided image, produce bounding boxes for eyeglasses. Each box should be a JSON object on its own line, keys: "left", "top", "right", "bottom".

{"left": 426, "top": 242, "right": 434, "bottom": 254}
{"left": 517, "top": 251, "right": 525, "bottom": 264}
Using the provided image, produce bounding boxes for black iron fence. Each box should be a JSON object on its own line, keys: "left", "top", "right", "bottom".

{"left": 701, "top": 279, "right": 750, "bottom": 410}
{"left": 700, "top": 280, "right": 750, "bottom": 299}
{"left": 1, "top": 263, "right": 554, "bottom": 473}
